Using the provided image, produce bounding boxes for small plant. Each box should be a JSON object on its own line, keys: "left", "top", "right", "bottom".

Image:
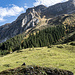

{"left": 17, "top": 50, "right": 22, "bottom": 53}
{"left": 0, "top": 50, "right": 9, "bottom": 55}
{"left": 59, "top": 63, "right": 64, "bottom": 66}
{"left": 47, "top": 50, "right": 50, "bottom": 52}
{"left": 70, "top": 42, "right": 75, "bottom": 46}
{"left": 16, "top": 62, "right": 19, "bottom": 63}
{"left": 9, "top": 48, "right": 13, "bottom": 54}
{"left": 57, "top": 46, "right": 64, "bottom": 48}
{"left": 3, "top": 64, "right": 10, "bottom": 67}
{"left": 23, "top": 56, "right": 27, "bottom": 58}
{"left": 29, "top": 48, "right": 32, "bottom": 51}
{"left": 47, "top": 45, "right": 52, "bottom": 48}
{"left": 32, "top": 46, "right": 34, "bottom": 50}
{"left": 19, "top": 45, "right": 22, "bottom": 50}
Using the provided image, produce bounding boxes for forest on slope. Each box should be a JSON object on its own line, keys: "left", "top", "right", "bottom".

{"left": 0, "top": 13, "right": 75, "bottom": 55}
{"left": 0, "top": 25, "right": 65, "bottom": 54}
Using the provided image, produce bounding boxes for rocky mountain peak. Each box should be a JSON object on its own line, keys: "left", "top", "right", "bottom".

{"left": 0, "top": 5, "right": 41, "bottom": 43}
{"left": 26, "top": 5, "right": 46, "bottom": 14}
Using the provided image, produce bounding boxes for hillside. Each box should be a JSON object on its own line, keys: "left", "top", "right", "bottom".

{"left": 0, "top": 13, "right": 75, "bottom": 53}
{"left": 0, "top": 42, "right": 75, "bottom": 74}
{"left": 0, "top": 0, "right": 75, "bottom": 43}
{"left": 0, "top": 0, "right": 75, "bottom": 74}
{"left": 41, "top": 0, "right": 75, "bottom": 18}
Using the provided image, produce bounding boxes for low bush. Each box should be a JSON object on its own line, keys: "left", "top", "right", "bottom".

{"left": 47, "top": 45, "right": 53, "bottom": 48}
{"left": 57, "top": 46, "right": 64, "bottom": 48}
{"left": 70, "top": 42, "right": 75, "bottom": 46}
{"left": 3, "top": 64, "right": 10, "bottom": 67}
{"left": 0, "top": 50, "right": 10, "bottom": 55}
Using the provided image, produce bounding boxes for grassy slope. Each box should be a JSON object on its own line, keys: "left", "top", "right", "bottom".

{"left": 0, "top": 42, "right": 75, "bottom": 74}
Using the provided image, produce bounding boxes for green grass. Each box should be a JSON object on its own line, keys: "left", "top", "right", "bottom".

{"left": 0, "top": 42, "right": 75, "bottom": 74}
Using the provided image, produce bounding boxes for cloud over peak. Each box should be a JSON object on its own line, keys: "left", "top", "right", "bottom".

{"left": 33, "top": 0, "right": 69, "bottom": 7}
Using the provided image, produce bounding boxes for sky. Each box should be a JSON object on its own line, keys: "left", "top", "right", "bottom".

{"left": 0, "top": 0, "right": 68, "bottom": 26}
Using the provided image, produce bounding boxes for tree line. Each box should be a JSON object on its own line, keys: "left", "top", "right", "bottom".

{"left": 0, "top": 25, "right": 65, "bottom": 55}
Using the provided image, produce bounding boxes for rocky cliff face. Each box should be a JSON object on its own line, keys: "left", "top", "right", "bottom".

{"left": 0, "top": 5, "right": 46, "bottom": 43}
{"left": 0, "top": 0, "right": 75, "bottom": 43}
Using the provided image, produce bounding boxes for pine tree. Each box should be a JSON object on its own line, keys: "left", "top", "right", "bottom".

{"left": 9, "top": 47, "right": 13, "bottom": 54}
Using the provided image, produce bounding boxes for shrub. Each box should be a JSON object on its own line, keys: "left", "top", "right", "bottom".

{"left": 47, "top": 45, "right": 52, "bottom": 48}
{"left": 70, "top": 42, "right": 75, "bottom": 46}
{"left": 57, "top": 46, "right": 64, "bottom": 48}
{"left": 0, "top": 50, "right": 10, "bottom": 55}
{"left": 3, "top": 64, "right": 10, "bottom": 67}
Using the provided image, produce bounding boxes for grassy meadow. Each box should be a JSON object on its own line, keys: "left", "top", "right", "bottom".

{"left": 0, "top": 42, "right": 75, "bottom": 74}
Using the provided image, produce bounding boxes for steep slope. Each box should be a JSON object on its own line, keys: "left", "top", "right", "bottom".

{"left": 0, "top": 0, "right": 75, "bottom": 43}
{"left": 0, "top": 5, "right": 46, "bottom": 43}
{"left": 0, "top": 13, "right": 75, "bottom": 51}
{"left": 41, "top": 0, "right": 75, "bottom": 18}
{"left": 48, "top": 14, "right": 75, "bottom": 33}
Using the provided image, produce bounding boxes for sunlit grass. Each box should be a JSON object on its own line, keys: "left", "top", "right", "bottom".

{"left": 0, "top": 42, "right": 75, "bottom": 74}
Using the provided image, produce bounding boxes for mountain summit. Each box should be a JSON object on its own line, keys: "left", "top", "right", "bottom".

{"left": 0, "top": 0, "right": 75, "bottom": 43}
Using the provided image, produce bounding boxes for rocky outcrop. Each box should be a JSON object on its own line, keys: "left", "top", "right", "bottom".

{"left": 21, "top": 9, "right": 40, "bottom": 31}
{"left": 0, "top": 0, "right": 75, "bottom": 43}
{"left": 0, "top": 66, "right": 73, "bottom": 75}
{"left": 26, "top": 5, "right": 46, "bottom": 14}
{"left": 0, "top": 7, "right": 41, "bottom": 43}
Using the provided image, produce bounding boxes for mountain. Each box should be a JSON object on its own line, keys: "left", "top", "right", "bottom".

{"left": 0, "top": 5, "right": 46, "bottom": 43}
{"left": 0, "top": 0, "right": 75, "bottom": 43}
{"left": 0, "top": 1, "right": 75, "bottom": 74}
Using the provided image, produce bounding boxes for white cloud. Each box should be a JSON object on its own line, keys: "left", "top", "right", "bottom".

{"left": 0, "top": 4, "right": 24, "bottom": 21}
{"left": 33, "top": 0, "right": 69, "bottom": 7}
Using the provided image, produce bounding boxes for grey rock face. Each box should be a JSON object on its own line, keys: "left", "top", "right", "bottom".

{"left": 22, "top": 9, "right": 40, "bottom": 31}
{"left": 41, "top": 0, "right": 75, "bottom": 18}
{"left": 0, "top": 0, "right": 75, "bottom": 43}
{"left": 0, "top": 8, "right": 40, "bottom": 43}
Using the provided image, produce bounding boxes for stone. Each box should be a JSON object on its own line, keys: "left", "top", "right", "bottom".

{"left": 22, "top": 63, "right": 26, "bottom": 66}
